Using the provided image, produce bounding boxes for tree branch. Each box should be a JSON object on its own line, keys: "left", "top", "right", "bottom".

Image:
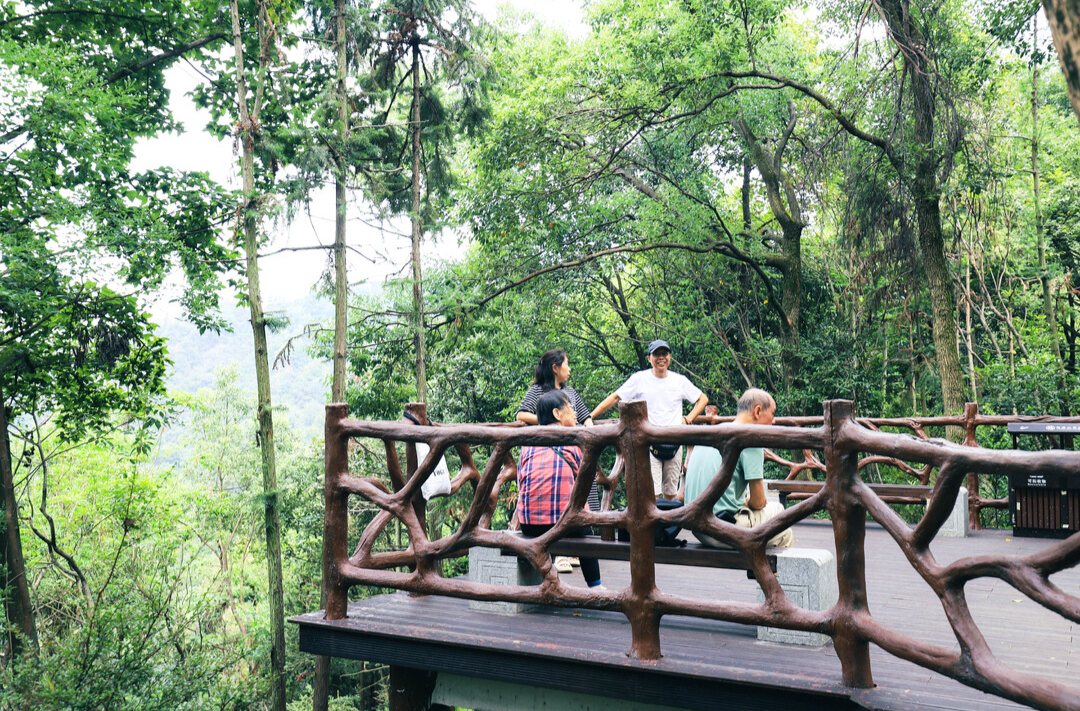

{"left": 715, "top": 70, "right": 900, "bottom": 168}
{"left": 107, "top": 33, "right": 229, "bottom": 83}
{"left": 429, "top": 237, "right": 787, "bottom": 332}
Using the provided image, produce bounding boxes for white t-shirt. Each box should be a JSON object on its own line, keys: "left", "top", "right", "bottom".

{"left": 615, "top": 370, "right": 703, "bottom": 426}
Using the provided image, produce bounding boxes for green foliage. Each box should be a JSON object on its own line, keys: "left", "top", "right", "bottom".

{"left": 6, "top": 0, "right": 1080, "bottom": 707}
{"left": 0, "top": 16, "right": 236, "bottom": 332}
{"left": 1, "top": 2, "right": 238, "bottom": 457}
{"left": 1, "top": 431, "right": 258, "bottom": 711}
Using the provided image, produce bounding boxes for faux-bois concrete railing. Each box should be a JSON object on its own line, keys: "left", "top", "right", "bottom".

{"left": 697, "top": 402, "right": 1080, "bottom": 529}
{"left": 321, "top": 399, "right": 1080, "bottom": 711}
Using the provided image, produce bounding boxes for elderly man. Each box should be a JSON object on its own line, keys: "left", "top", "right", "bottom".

{"left": 682, "top": 388, "right": 793, "bottom": 548}
{"left": 591, "top": 339, "right": 708, "bottom": 499}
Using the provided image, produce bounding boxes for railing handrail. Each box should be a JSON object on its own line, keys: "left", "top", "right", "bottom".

{"left": 322, "top": 399, "right": 1080, "bottom": 711}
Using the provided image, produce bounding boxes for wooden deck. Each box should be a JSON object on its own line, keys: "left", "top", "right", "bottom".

{"left": 292, "top": 522, "right": 1080, "bottom": 711}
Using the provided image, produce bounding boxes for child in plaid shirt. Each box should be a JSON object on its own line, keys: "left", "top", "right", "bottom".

{"left": 516, "top": 390, "right": 603, "bottom": 588}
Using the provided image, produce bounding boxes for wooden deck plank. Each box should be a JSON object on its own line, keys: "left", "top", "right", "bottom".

{"left": 293, "top": 522, "right": 1080, "bottom": 711}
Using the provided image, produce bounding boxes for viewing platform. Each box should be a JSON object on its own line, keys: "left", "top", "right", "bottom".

{"left": 294, "top": 400, "right": 1080, "bottom": 711}
{"left": 294, "top": 521, "right": 1078, "bottom": 711}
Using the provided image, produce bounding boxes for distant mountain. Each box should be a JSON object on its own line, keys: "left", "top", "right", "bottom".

{"left": 156, "top": 292, "right": 335, "bottom": 439}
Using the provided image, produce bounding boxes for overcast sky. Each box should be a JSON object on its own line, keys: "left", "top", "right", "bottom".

{"left": 132, "top": 0, "right": 586, "bottom": 318}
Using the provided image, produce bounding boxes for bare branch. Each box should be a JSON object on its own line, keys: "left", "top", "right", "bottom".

{"left": 107, "top": 33, "right": 229, "bottom": 83}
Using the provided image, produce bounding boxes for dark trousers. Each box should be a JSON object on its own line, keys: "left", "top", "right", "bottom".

{"left": 519, "top": 523, "right": 601, "bottom": 586}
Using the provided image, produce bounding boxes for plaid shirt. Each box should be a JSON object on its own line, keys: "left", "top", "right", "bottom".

{"left": 516, "top": 445, "right": 585, "bottom": 525}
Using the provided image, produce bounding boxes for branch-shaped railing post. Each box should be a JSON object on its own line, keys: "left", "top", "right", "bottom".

{"left": 324, "top": 403, "right": 351, "bottom": 620}
{"left": 621, "top": 401, "right": 662, "bottom": 660}
{"left": 402, "top": 403, "right": 430, "bottom": 551}
{"left": 598, "top": 455, "right": 623, "bottom": 541}
{"left": 824, "top": 399, "right": 874, "bottom": 688}
{"left": 963, "top": 402, "right": 983, "bottom": 530}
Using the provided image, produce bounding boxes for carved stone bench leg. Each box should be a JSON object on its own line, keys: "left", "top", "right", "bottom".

{"left": 934, "top": 486, "right": 968, "bottom": 538}
{"left": 468, "top": 538, "right": 541, "bottom": 615}
{"left": 756, "top": 548, "right": 837, "bottom": 646}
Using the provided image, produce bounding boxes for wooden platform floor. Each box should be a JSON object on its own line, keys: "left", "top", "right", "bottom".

{"left": 293, "top": 522, "right": 1080, "bottom": 711}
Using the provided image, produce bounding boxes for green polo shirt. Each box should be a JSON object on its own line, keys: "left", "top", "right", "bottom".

{"left": 683, "top": 442, "right": 764, "bottom": 517}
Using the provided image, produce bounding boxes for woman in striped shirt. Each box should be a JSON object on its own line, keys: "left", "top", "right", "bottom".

{"left": 515, "top": 349, "right": 593, "bottom": 426}
{"left": 515, "top": 350, "right": 601, "bottom": 573}
{"left": 516, "top": 390, "right": 603, "bottom": 589}
{"left": 516, "top": 348, "right": 599, "bottom": 505}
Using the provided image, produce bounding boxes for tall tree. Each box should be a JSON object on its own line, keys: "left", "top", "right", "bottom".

{"left": 363, "top": 0, "right": 490, "bottom": 402}
{"left": 1042, "top": 0, "right": 1080, "bottom": 125}
{"left": 733, "top": 101, "right": 807, "bottom": 388}
{"left": 0, "top": 1, "right": 234, "bottom": 661}
{"left": 712, "top": 0, "right": 978, "bottom": 420}
{"left": 876, "top": 0, "right": 967, "bottom": 420}
{"left": 332, "top": 0, "right": 350, "bottom": 405}
{"left": 1029, "top": 18, "right": 1069, "bottom": 412}
{"left": 227, "top": 0, "right": 289, "bottom": 708}
{"left": 457, "top": 0, "right": 814, "bottom": 396}
{"left": 314, "top": 2, "right": 352, "bottom": 707}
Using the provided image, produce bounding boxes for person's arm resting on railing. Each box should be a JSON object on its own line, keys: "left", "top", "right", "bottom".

{"left": 591, "top": 392, "right": 621, "bottom": 421}
{"left": 681, "top": 393, "right": 708, "bottom": 424}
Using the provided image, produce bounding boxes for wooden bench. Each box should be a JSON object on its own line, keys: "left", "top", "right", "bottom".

{"left": 768, "top": 480, "right": 933, "bottom": 506}
{"left": 471, "top": 533, "right": 836, "bottom": 646}
{"left": 768, "top": 480, "right": 969, "bottom": 538}
{"left": 516, "top": 535, "right": 777, "bottom": 577}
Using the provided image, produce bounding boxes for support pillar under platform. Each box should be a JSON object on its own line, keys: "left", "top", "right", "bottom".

{"left": 388, "top": 665, "right": 452, "bottom": 711}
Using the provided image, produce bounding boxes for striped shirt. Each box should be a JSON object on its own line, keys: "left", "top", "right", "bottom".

{"left": 517, "top": 385, "right": 591, "bottom": 424}
{"left": 516, "top": 445, "right": 586, "bottom": 525}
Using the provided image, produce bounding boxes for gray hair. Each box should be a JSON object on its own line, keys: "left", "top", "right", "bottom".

{"left": 736, "top": 388, "right": 774, "bottom": 415}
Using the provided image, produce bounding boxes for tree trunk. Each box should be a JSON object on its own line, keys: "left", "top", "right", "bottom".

{"left": 965, "top": 258, "right": 977, "bottom": 399}
{"left": 229, "top": 3, "right": 286, "bottom": 709}
{"left": 741, "top": 155, "right": 752, "bottom": 243}
{"left": 410, "top": 40, "right": 427, "bottom": 403}
{"left": 778, "top": 219, "right": 803, "bottom": 390}
{"left": 1041, "top": 0, "right": 1080, "bottom": 128}
{"left": 1031, "top": 25, "right": 1067, "bottom": 414}
{"left": 315, "top": 1, "right": 350, "bottom": 706}
{"left": 876, "top": 0, "right": 966, "bottom": 426}
{"left": 913, "top": 186, "right": 966, "bottom": 421}
{"left": 1069, "top": 291, "right": 1078, "bottom": 375}
{"left": 733, "top": 112, "right": 804, "bottom": 390}
{"left": 0, "top": 383, "right": 37, "bottom": 661}
{"left": 603, "top": 274, "right": 648, "bottom": 368}
{"left": 331, "top": 0, "right": 349, "bottom": 406}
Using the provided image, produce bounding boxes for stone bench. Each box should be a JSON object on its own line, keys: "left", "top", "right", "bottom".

{"left": 468, "top": 533, "right": 837, "bottom": 646}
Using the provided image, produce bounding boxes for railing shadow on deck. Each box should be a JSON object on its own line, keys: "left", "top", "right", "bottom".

{"left": 322, "top": 399, "right": 1080, "bottom": 711}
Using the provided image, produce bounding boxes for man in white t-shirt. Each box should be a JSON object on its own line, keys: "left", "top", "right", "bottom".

{"left": 591, "top": 340, "right": 708, "bottom": 498}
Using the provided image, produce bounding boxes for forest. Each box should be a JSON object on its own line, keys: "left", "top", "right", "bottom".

{"left": 3, "top": 0, "right": 1080, "bottom": 709}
